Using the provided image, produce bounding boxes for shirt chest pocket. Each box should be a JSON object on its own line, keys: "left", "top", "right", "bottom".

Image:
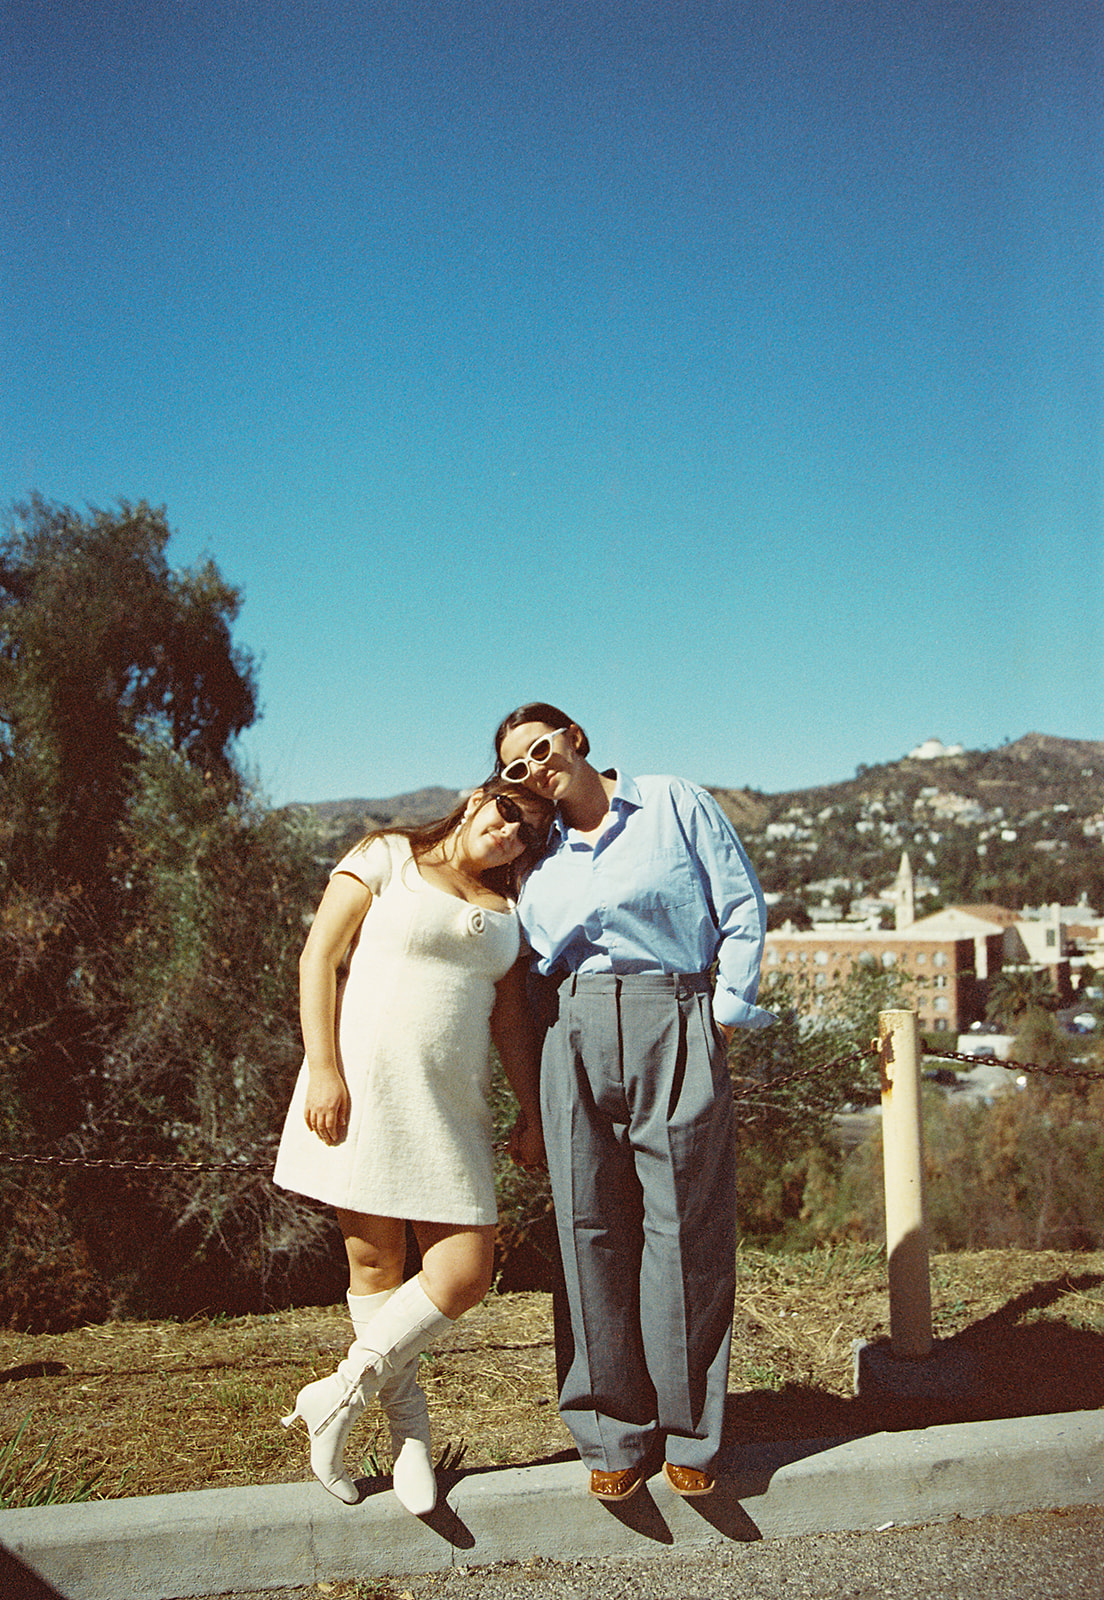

{"left": 623, "top": 848, "right": 701, "bottom": 914}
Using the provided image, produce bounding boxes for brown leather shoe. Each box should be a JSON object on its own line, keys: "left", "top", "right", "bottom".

{"left": 663, "top": 1461, "right": 715, "bottom": 1497}
{"left": 589, "top": 1465, "right": 644, "bottom": 1501}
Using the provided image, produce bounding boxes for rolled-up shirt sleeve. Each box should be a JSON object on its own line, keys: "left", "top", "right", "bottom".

{"left": 685, "top": 789, "right": 776, "bottom": 1031}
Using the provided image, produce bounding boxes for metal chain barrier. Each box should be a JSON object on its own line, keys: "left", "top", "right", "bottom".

{"left": 0, "top": 1152, "right": 274, "bottom": 1174}
{"left": 731, "top": 1042, "right": 878, "bottom": 1104}
{"left": 730, "top": 1037, "right": 1104, "bottom": 1123}
{"left": 923, "top": 1047, "right": 1104, "bottom": 1084}
{"left": 0, "top": 1042, "right": 1100, "bottom": 1170}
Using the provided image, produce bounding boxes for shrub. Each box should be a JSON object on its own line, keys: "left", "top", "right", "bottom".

{"left": 804, "top": 1079, "right": 1104, "bottom": 1251}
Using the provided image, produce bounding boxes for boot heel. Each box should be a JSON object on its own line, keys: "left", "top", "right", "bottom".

{"left": 279, "top": 1375, "right": 362, "bottom": 1503}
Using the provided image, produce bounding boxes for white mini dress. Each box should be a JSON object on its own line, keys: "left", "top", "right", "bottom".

{"left": 273, "top": 834, "right": 520, "bottom": 1225}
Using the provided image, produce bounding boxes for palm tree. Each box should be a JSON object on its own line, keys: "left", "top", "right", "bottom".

{"left": 988, "top": 968, "right": 1056, "bottom": 1031}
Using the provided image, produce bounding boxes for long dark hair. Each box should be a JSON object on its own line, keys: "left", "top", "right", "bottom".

{"left": 492, "top": 702, "right": 590, "bottom": 769}
{"left": 352, "top": 777, "right": 555, "bottom": 898}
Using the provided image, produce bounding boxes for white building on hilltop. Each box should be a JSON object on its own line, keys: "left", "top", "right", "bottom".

{"left": 908, "top": 736, "right": 965, "bottom": 760}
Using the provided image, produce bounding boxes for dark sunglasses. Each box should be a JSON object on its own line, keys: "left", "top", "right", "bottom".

{"left": 493, "top": 793, "right": 548, "bottom": 851}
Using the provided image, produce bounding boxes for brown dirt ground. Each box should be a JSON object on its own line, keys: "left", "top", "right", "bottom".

{"left": 1, "top": 1246, "right": 1102, "bottom": 1505}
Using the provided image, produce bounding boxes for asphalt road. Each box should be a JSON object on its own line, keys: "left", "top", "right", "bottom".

{"left": 193, "top": 1505, "right": 1104, "bottom": 1600}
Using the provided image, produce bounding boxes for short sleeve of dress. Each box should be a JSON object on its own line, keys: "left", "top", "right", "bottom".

{"left": 331, "top": 834, "right": 397, "bottom": 895}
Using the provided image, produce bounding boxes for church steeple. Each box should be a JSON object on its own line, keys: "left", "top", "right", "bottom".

{"left": 894, "top": 852, "right": 915, "bottom": 930}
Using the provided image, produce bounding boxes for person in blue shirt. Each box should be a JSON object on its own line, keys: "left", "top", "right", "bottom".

{"left": 493, "top": 702, "right": 774, "bottom": 1502}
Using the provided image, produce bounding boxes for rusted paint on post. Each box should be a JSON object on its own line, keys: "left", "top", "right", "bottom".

{"left": 878, "top": 1009, "right": 932, "bottom": 1359}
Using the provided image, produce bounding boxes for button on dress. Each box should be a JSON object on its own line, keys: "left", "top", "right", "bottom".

{"left": 273, "top": 834, "right": 520, "bottom": 1224}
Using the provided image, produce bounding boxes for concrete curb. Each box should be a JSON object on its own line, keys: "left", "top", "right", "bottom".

{"left": 1, "top": 1410, "right": 1101, "bottom": 1600}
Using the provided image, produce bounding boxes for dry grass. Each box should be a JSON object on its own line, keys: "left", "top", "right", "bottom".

{"left": 1, "top": 1245, "right": 1102, "bottom": 1505}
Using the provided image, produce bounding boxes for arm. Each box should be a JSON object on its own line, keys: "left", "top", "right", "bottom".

{"left": 298, "top": 871, "right": 374, "bottom": 1145}
{"left": 689, "top": 789, "right": 776, "bottom": 1035}
{"left": 490, "top": 953, "right": 545, "bottom": 1169}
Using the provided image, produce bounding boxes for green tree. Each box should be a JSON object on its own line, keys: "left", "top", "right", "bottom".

{"left": 820, "top": 1079, "right": 1104, "bottom": 1252}
{"left": 71, "top": 745, "right": 331, "bottom": 1317}
{"left": 1, "top": 496, "right": 256, "bottom": 898}
{"left": 1008, "top": 1006, "right": 1072, "bottom": 1078}
{"left": 725, "top": 963, "right": 904, "bottom": 1245}
{"left": 988, "top": 968, "right": 1057, "bottom": 1031}
{"left": 0, "top": 497, "right": 333, "bottom": 1325}
{"left": 0, "top": 498, "right": 258, "bottom": 1132}
{"left": 766, "top": 894, "right": 812, "bottom": 931}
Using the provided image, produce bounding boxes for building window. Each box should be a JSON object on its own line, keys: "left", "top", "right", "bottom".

{"left": 815, "top": 950, "right": 828, "bottom": 965}
{"left": 933, "top": 951, "right": 947, "bottom": 967}
{"left": 935, "top": 997, "right": 948, "bottom": 1011}
{"left": 882, "top": 951, "right": 897, "bottom": 967}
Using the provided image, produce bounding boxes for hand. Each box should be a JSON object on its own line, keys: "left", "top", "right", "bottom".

{"left": 304, "top": 1070, "right": 350, "bottom": 1146}
{"left": 507, "top": 1112, "right": 546, "bottom": 1171}
{"left": 716, "top": 1021, "right": 736, "bottom": 1051}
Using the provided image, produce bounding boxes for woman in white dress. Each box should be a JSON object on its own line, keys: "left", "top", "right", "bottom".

{"left": 274, "top": 778, "right": 553, "bottom": 1510}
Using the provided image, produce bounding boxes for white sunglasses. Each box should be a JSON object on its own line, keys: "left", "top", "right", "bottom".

{"left": 500, "top": 728, "right": 569, "bottom": 783}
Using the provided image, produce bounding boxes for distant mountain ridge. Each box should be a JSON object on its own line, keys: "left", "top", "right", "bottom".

{"left": 304, "top": 787, "right": 463, "bottom": 826}
{"left": 293, "top": 735, "right": 1103, "bottom": 837}
{"left": 734, "top": 732, "right": 1104, "bottom": 817}
{"left": 1002, "top": 733, "right": 1104, "bottom": 767}
{"left": 717, "top": 732, "right": 1104, "bottom": 914}
{"left": 290, "top": 735, "right": 1103, "bottom": 908}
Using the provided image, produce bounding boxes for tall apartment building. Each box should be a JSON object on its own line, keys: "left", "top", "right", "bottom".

{"left": 761, "top": 924, "right": 1003, "bottom": 1034}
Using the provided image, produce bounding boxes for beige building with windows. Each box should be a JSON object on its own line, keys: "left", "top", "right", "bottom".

{"left": 763, "top": 856, "right": 1078, "bottom": 1029}
{"left": 761, "top": 924, "right": 1002, "bottom": 1034}
{"left": 906, "top": 903, "right": 1071, "bottom": 1000}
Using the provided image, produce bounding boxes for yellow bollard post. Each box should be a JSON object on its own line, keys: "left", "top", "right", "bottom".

{"left": 877, "top": 1008, "right": 932, "bottom": 1359}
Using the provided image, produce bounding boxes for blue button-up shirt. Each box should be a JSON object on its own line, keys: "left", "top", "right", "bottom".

{"left": 516, "top": 771, "right": 775, "bottom": 1031}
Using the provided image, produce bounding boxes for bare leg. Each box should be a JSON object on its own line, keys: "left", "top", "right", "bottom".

{"left": 336, "top": 1208, "right": 406, "bottom": 1295}
{"left": 410, "top": 1220, "right": 495, "bottom": 1318}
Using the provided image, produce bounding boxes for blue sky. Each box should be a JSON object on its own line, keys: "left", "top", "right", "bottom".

{"left": 3, "top": 1, "right": 1101, "bottom": 805}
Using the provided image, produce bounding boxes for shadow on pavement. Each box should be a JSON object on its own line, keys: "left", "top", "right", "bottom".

{"left": 0, "top": 1543, "right": 65, "bottom": 1598}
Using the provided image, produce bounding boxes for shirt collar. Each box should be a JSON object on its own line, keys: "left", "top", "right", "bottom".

{"left": 609, "top": 769, "right": 641, "bottom": 810}
{"left": 549, "top": 769, "right": 641, "bottom": 841}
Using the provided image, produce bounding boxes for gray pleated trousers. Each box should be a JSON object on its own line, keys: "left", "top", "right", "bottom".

{"left": 536, "top": 971, "right": 736, "bottom": 1473}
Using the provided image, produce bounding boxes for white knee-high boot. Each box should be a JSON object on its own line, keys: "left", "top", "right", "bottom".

{"left": 348, "top": 1291, "right": 438, "bottom": 1515}
{"left": 282, "top": 1277, "right": 451, "bottom": 1504}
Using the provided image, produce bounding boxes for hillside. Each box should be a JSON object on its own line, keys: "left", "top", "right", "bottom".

{"left": 292, "top": 786, "right": 465, "bottom": 858}
{"left": 722, "top": 734, "right": 1104, "bottom": 914}
{"left": 729, "top": 734, "right": 1104, "bottom": 818}
{"left": 290, "top": 735, "right": 1104, "bottom": 913}
{"left": 3, "top": 1248, "right": 1101, "bottom": 1501}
